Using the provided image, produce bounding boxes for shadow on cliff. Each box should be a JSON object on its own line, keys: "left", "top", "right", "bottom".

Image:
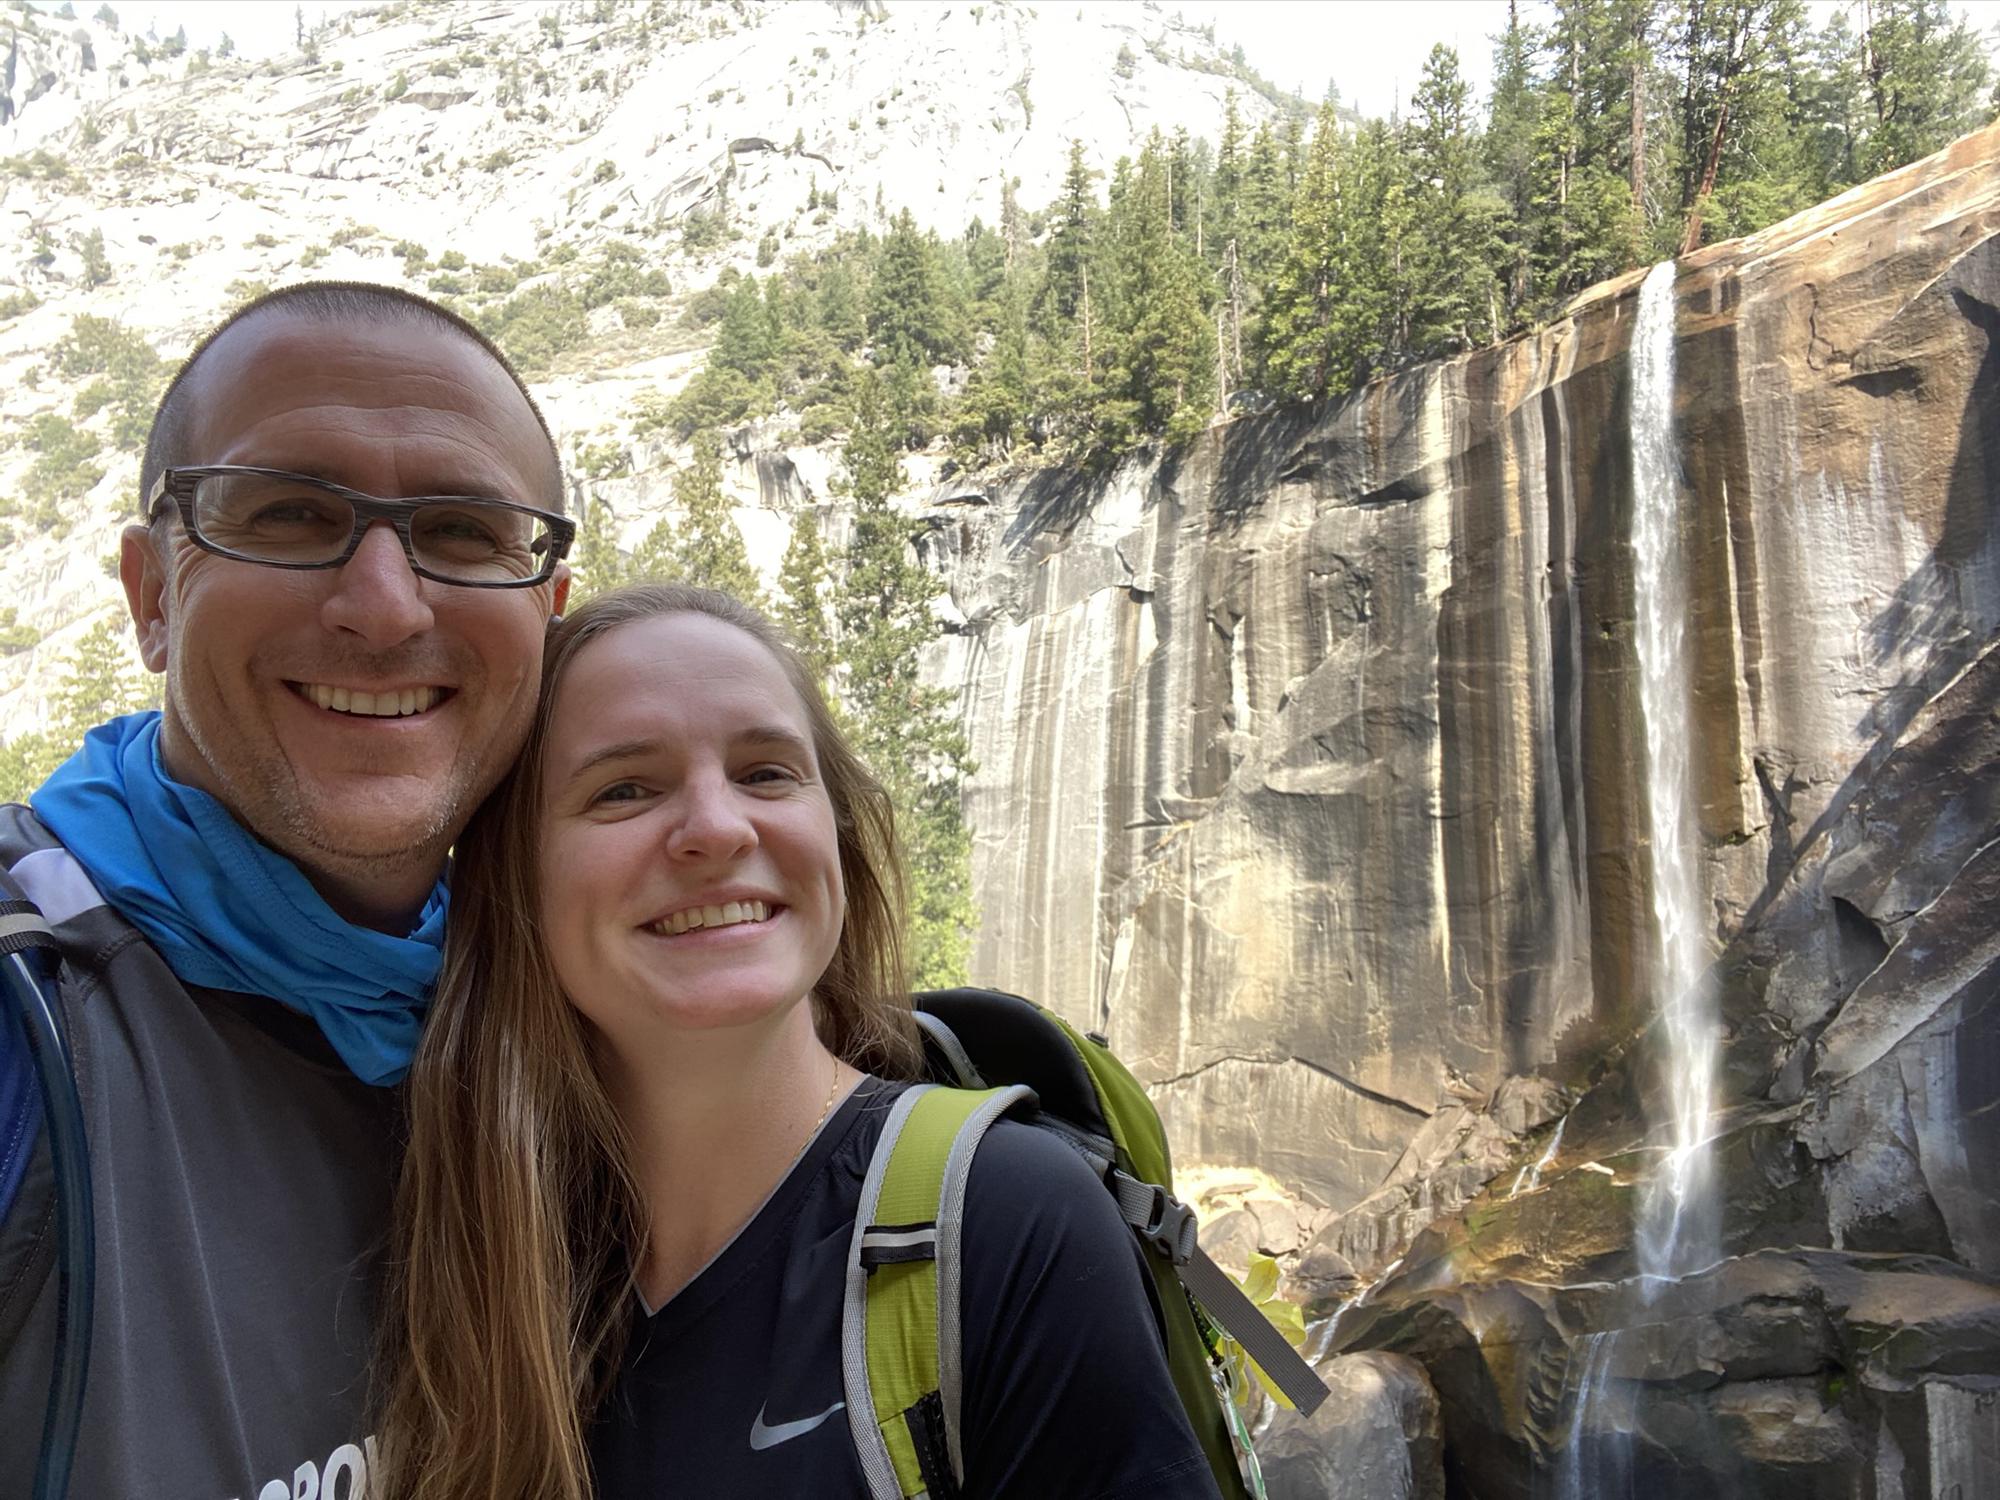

{"left": 1749, "top": 244, "right": 2000, "bottom": 933}
{"left": 1001, "top": 404, "right": 1326, "bottom": 555}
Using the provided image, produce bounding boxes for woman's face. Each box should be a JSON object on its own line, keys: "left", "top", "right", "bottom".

{"left": 536, "top": 612, "right": 845, "bottom": 1053}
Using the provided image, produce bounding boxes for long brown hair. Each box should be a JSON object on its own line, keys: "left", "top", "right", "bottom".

{"left": 375, "top": 582, "right": 924, "bottom": 1500}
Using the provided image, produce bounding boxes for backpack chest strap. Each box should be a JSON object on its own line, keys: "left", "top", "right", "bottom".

{"left": 842, "top": 1082, "right": 1036, "bottom": 1500}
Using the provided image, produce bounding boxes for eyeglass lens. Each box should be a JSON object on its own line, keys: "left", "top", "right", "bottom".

{"left": 191, "top": 472, "right": 552, "bottom": 583}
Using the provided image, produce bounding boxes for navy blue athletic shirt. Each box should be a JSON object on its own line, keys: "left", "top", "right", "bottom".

{"left": 590, "top": 1078, "right": 1222, "bottom": 1499}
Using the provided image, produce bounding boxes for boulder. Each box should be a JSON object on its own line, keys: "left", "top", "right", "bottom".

{"left": 1258, "top": 1352, "right": 1445, "bottom": 1500}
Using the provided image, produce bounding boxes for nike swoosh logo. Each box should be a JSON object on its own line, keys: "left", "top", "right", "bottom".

{"left": 749, "top": 1399, "right": 847, "bottom": 1451}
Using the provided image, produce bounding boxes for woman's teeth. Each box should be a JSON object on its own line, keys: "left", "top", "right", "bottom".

{"left": 300, "top": 684, "right": 441, "bottom": 717}
{"left": 653, "top": 900, "right": 772, "bottom": 936}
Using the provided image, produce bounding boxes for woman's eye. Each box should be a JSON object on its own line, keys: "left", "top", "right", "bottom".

{"left": 590, "top": 780, "right": 648, "bottom": 806}
{"left": 741, "top": 765, "right": 801, "bottom": 786}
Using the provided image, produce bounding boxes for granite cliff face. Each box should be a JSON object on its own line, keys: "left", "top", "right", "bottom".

{"left": 750, "top": 122, "right": 1998, "bottom": 1495}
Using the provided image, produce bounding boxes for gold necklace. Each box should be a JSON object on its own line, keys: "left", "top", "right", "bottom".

{"left": 808, "top": 1055, "right": 844, "bottom": 1138}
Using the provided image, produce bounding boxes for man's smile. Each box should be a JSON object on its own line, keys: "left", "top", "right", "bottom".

{"left": 286, "top": 682, "right": 452, "bottom": 718}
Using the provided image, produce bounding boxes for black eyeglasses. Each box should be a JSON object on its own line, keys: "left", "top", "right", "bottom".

{"left": 147, "top": 466, "right": 575, "bottom": 589}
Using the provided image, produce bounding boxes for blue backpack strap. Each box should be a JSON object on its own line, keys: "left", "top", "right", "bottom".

{"left": 0, "top": 886, "right": 94, "bottom": 1500}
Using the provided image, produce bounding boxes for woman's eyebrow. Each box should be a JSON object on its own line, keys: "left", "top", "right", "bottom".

{"left": 558, "top": 726, "right": 813, "bottom": 782}
{"left": 736, "top": 725, "right": 814, "bottom": 757}
{"left": 559, "top": 738, "right": 659, "bottom": 782}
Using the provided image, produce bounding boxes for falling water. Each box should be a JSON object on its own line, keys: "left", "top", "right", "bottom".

{"left": 1629, "top": 258, "right": 1718, "bottom": 1285}
{"left": 1509, "top": 1116, "right": 1567, "bottom": 1200}
{"left": 1551, "top": 1331, "right": 1636, "bottom": 1500}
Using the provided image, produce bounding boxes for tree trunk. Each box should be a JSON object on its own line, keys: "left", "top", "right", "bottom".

{"left": 1226, "top": 238, "right": 1244, "bottom": 382}
{"left": 1630, "top": 20, "right": 1648, "bottom": 216}
{"left": 1214, "top": 304, "right": 1228, "bottom": 411}
{"left": 1079, "top": 262, "right": 1094, "bottom": 384}
{"left": 1680, "top": 97, "right": 1730, "bottom": 255}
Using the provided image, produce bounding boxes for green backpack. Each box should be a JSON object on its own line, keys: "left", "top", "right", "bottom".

{"left": 839, "top": 988, "right": 1329, "bottom": 1500}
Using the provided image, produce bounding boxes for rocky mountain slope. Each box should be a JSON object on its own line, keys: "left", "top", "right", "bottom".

{"left": 0, "top": 0, "right": 1285, "bottom": 728}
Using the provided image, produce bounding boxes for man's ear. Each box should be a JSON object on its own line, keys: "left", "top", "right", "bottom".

{"left": 549, "top": 560, "right": 571, "bottom": 619}
{"left": 121, "top": 523, "right": 170, "bottom": 673}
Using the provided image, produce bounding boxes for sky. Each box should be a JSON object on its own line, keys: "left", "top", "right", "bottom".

{"left": 52, "top": 0, "right": 2000, "bottom": 122}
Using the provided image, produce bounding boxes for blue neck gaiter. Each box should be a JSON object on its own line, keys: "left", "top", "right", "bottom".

{"left": 31, "top": 711, "right": 446, "bottom": 1086}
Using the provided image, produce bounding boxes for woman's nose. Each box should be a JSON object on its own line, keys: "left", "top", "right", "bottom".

{"left": 665, "top": 772, "right": 756, "bottom": 860}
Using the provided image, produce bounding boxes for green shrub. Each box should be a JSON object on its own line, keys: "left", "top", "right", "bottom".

{"left": 617, "top": 298, "right": 661, "bottom": 329}
{"left": 473, "top": 284, "right": 587, "bottom": 376}
{"left": 20, "top": 413, "right": 105, "bottom": 514}
{"left": 682, "top": 207, "right": 729, "bottom": 251}
{"left": 384, "top": 69, "right": 408, "bottom": 101}
{"left": 52, "top": 315, "right": 165, "bottom": 451}
{"left": 437, "top": 249, "right": 467, "bottom": 271}
{"left": 0, "top": 608, "right": 41, "bottom": 653}
{"left": 593, "top": 159, "right": 618, "bottom": 184}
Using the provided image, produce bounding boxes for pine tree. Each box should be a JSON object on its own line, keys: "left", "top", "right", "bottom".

{"left": 776, "top": 510, "right": 834, "bottom": 676}
{"left": 1107, "top": 137, "right": 1217, "bottom": 447}
{"left": 867, "top": 211, "right": 961, "bottom": 369}
{"left": 1407, "top": 45, "right": 1505, "bottom": 355}
{"left": 661, "top": 431, "right": 761, "bottom": 602}
{"left": 568, "top": 495, "right": 632, "bottom": 605}
{"left": 1855, "top": 0, "right": 1994, "bottom": 176}
{"left": 1035, "top": 140, "right": 1105, "bottom": 441}
{"left": 0, "top": 618, "right": 158, "bottom": 801}
{"left": 53, "top": 617, "right": 153, "bottom": 742}
{"left": 1258, "top": 102, "right": 1348, "bottom": 399}
{"left": 835, "top": 374, "right": 974, "bottom": 987}
{"left": 1039, "top": 141, "right": 1098, "bottom": 329}
{"left": 1486, "top": 1, "right": 1541, "bottom": 324}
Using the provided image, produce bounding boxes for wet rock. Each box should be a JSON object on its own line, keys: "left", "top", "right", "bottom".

{"left": 1258, "top": 1352, "right": 1445, "bottom": 1500}
{"left": 1330, "top": 1249, "right": 2000, "bottom": 1500}
{"left": 1198, "top": 1208, "right": 1261, "bottom": 1275}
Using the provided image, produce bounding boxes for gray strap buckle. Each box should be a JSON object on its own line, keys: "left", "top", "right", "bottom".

{"left": 1111, "top": 1170, "right": 1198, "bottom": 1264}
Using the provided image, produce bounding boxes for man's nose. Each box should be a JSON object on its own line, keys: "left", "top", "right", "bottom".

{"left": 319, "top": 521, "right": 435, "bottom": 647}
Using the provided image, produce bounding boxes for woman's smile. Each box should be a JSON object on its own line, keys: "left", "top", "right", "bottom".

{"left": 646, "top": 898, "right": 777, "bottom": 938}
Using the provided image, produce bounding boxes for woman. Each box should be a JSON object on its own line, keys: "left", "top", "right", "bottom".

{"left": 375, "top": 583, "right": 1218, "bottom": 1499}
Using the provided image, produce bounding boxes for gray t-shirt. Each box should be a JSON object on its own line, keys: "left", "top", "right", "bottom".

{"left": 0, "top": 805, "right": 398, "bottom": 1500}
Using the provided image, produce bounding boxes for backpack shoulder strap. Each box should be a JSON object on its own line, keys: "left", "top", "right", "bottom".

{"left": 843, "top": 1082, "right": 1035, "bottom": 1500}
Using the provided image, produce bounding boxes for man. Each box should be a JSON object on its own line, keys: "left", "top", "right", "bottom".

{"left": 0, "top": 282, "right": 572, "bottom": 1497}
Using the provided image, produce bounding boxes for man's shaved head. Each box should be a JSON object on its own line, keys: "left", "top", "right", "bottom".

{"left": 142, "top": 280, "right": 565, "bottom": 510}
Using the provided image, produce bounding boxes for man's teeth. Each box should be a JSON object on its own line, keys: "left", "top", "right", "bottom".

{"left": 653, "top": 900, "right": 772, "bottom": 936}
{"left": 301, "top": 684, "right": 441, "bottom": 717}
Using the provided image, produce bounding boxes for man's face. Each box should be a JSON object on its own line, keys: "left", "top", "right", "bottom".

{"left": 121, "top": 311, "right": 567, "bottom": 913}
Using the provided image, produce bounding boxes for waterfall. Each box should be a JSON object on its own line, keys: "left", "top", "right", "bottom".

{"left": 1550, "top": 1331, "right": 1636, "bottom": 1500}
{"left": 1629, "top": 258, "right": 1718, "bottom": 1285}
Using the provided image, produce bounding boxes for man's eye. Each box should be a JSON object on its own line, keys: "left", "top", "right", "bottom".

{"left": 249, "top": 501, "right": 340, "bottom": 528}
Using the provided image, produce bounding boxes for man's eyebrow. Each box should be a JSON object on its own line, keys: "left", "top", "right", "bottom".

{"left": 263, "top": 463, "right": 519, "bottom": 499}
{"left": 558, "top": 726, "right": 816, "bottom": 783}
